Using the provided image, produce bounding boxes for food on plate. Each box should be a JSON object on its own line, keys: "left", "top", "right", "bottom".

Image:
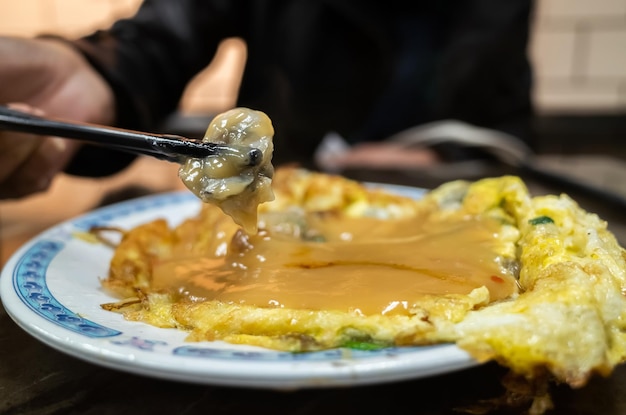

{"left": 178, "top": 107, "right": 275, "bottom": 233}
{"left": 97, "top": 165, "right": 626, "bottom": 400}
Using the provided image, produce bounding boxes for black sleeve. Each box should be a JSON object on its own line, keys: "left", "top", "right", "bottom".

{"left": 62, "top": 0, "right": 244, "bottom": 176}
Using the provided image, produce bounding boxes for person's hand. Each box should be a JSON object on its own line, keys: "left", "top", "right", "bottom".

{"left": 0, "top": 36, "right": 115, "bottom": 199}
{"left": 0, "top": 103, "right": 79, "bottom": 199}
{"left": 324, "top": 142, "right": 440, "bottom": 170}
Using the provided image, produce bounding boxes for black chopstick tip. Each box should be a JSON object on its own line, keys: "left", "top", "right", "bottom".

{"left": 247, "top": 148, "right": 263, "bottom": 167}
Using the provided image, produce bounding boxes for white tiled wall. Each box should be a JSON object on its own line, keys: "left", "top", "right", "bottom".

{"left": 530, "top": 0, "right": 626, "bottom": 113}
{"left": 0, "top": 0, "right": 625, "bottom": 115}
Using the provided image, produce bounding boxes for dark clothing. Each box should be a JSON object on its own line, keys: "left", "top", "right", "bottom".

{"left": 65, "top": 0, "right": 535, "bottom": 175}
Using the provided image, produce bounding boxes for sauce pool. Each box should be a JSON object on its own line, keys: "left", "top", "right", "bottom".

{"left": 152, "top": 213, "right": 517, "bottom": 316}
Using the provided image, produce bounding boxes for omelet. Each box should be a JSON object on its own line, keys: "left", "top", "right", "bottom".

{"left": 98, "top": 166, "right": 626, "bottom": 395}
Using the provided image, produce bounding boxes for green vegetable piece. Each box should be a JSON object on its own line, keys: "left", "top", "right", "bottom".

{"left": 342, "top": 340, "right": 388, "bottom": 351}
{"left": 529, "top": 215, "right": 554, "bottom": 225}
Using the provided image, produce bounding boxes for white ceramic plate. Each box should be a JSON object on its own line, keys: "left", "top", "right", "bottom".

{"left": 0, "top": 186, "right": 478, "bottom": 389}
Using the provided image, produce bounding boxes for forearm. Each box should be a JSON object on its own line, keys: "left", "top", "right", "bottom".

{"left": 26, "top": 36, "right": 131, "bottom": 177}
{"left": 68, "top": 0, "right": 236, "bottom": 132}
{"left": 58, "top": 0, "right": 247, "bottom": 176}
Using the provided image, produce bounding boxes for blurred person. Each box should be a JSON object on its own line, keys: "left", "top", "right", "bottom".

{"left": 0, "top": 0, "right": 534, "bottom": 199}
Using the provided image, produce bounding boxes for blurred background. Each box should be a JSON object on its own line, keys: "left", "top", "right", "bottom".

{"left": 0, "top": 0, "right": 625, "bottom": 264}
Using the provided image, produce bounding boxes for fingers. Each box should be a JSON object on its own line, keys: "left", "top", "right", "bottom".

{"left": 0, "top": 135, "right": 77, "bottom": 199}
{"left": 0, "top": 104, "right": 79, "bottom": 199}
{"left": 325, "top": 143, "right": 441, "bottom": 170}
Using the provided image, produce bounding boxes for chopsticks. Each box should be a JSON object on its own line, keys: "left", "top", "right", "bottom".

{"left": 0, "top": 105, "right": 261, "bottom": 165}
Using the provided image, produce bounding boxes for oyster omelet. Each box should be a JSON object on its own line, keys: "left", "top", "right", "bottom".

{"left": 99, "top": 166, "right": 626, "bottom": 394}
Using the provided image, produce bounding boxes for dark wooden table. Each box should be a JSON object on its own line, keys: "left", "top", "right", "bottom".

{"left": 2, "top": 157, "right": 626, "bottom": 415}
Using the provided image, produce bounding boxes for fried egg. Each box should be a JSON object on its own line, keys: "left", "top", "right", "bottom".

{"left": 98, "top": 166, "right": 626, "bottom": 393}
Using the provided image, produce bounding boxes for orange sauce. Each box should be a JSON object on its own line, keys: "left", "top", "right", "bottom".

{"left": 152, "top": 214, "right": 517, "bottom": 316}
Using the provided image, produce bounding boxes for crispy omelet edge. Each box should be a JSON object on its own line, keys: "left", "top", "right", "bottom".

{"left": 454, "top": 190, "right": 626, "bottom": 388}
